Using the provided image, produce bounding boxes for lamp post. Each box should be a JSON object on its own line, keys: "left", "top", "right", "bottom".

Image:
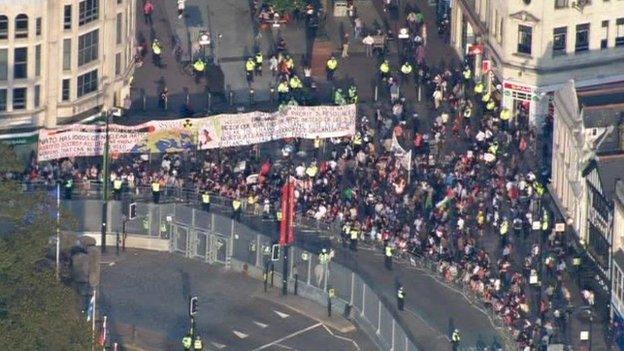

{"left": 100, "top": 110, "right": 111, "bottom": 253}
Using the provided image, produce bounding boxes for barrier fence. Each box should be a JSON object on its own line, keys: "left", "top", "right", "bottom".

{"left": 65, "top": 199, "right": 420, "bottom": 351}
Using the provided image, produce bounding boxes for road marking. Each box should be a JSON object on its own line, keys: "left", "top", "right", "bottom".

{"left": 322, "top": 324, "right": 361, "bottom": 351}
{"left": 252, "top": 323, "right": 322, "bottom": 351}
{"left": 253, "top": 320, "right": 268, "bottom": 328}
{"left": 210, "top": 341, "right": 227, "bottom": 349}
{"left": 273, "top": 310, "right": 290, "bottom": 319}
{"left": 233, "top": 330, "right": 249, "bottom": 339}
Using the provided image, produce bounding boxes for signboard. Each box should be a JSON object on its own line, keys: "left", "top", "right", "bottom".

{"left": 467, "top": 44, "right": 484, "bottom": 55}
{"left": 503, "top": 81, "right": 535, "bottom": 94}
{"left": 555, "top": 223, "right": 565, "bottom": 232}
{"left": 482, "top": 59, "right": 491, "bottom": 73}
{"left": 37, "top": 105, "right": 357, "bottom": 161}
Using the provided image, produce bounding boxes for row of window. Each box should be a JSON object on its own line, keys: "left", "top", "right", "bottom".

{"left": 516, "top": 18, "right": 624, "bottom": 56}
{"left": 0, "top": 0, "right": 99, "bottom": 41}
{"left": 0, "top": 69, "right": 98, "bottom": 111}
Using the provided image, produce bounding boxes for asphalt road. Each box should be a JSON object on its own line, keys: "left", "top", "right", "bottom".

{"left": 99, "top": 249, "right": 374, "bottom": 351}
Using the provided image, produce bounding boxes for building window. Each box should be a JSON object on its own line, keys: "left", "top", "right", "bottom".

{"left": 0, "top": 16, "right": 7, "bottom": 39}
{"left": 576, "top": 23, "right": 590, "bottom": 52}
{"left": 517, "top": 25, "right": 532, "bottom": 55}
{"left": 588, "top": 222, "right": 610, "bottom": 269}
{"left": 555, "top": 0, "right": 568, "bottom": 8}
{"left": 116, "top": 13, "right": 122, "bottom": 45}
{"left": 77, "top": 69, "right": 97, "bottom": 97}
{"left": 36, "top": 17, "right": 41, "bottom": 36}
{"left": 79, "top": 0, "right": 99, "bottom": 26}
{"left": 13, "top": 47, "right": 27, "bottom": 79}
{"left": 617, "top": 18, "right": 624, "bottom": 47}
{"left": 34, "top": 85, "right": 40, "bottom": 108}
{"left": 63, "top": 39, "right": 71, "bottom": 70}
{"left": 0, "top": 89, "right": 6, "bottom": 111}
{"left": 78, "top": 29, "right": 98, "bottom": 66}
{"left": 12, "top": 87, "right": 26, "bottom": 110}
{"left": 553, "top": 27, "right": 567, "bottom": 55}
{"left": 15, "top": 14, "right": 28, "bottom": 39}
{"left": 602, "top": 20, "right": 610, "bottom": 49}
{"left": 64, "top": 5, "right": 72, "bottom": 29}
{"left": 35, "top": 45, "right": 41, "bottom": 77}
{"left": 62, "top": 79, "right": 70, "bottom": 101}
{"left": 115, "top": 52, "right": 121, "bottom": 75}
{"left": 0, "top": 49, "right": 7, "bottom": 81}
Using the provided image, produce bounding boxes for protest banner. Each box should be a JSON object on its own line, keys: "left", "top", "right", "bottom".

{"left": 37, "top": 105, "right": 356, "bottom": 161}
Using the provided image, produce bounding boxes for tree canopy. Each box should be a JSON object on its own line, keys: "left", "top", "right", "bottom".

{"left": 0, "top": 170, "right": 91, "bottom": 350}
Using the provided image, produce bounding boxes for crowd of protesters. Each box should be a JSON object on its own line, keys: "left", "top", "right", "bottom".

{"left": 1, "top": 3, "right": 612, "bottom": 351}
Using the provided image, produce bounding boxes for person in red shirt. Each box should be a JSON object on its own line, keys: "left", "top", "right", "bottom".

{"left": 143, "top": 0, "right": 155, "bottom": 25}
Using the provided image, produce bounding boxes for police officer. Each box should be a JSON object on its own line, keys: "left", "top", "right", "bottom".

{"left": 245, "top": 57, "right": 255, "bottom": 83}
{"left": 326, "top": 56, "right": 338, "bottom": 81}
{"left": 232, "top": 197, "right": 242, "bottom": 220}
{"left": 451, "top": 329, "right": 461, "bottom": 350}
{"left": 341, "top": 221, "right": 351, "bottom": 248}
{"left": 254, "top": 51, "right": 263, "bottom": 76}
{"left": 201, "top": 191, "right": 211, "bottom": 212}
{"left": 152, "top": 39, "right": 163, "bottom": 67}
{"left": 462, "top": 65, "right": 472, "bottom": 90}
{"left": 349, "top": 225, "right": 359, "bottom": 251}
{"left": 113, "top": 178, "right": 123, "bottom": 200}
{"left": 182, "top": 333, "right": 193, "bottom": 351}
{"left": 499, "top": 107, "right": 512, "bottom": 130}
{"left": 193, "top": 58, "right": 206, "bottom": 83}
{"left": 541, "top": 209, "right": 550, "bottom": 237}
{"left": 277, "top": 79, "right": 290, "bottom": 103}
{"left": 499, "top": 218, "right": 509, "bottom": 247}
{"left": 151, "top": 180, "right": 160, "bottom": 203}
{"left": 347, "top": 85, "right": 358, "bottom": 104}
{"left": 400, "top": 61, "right": 413, "bottom": 83}
{"left": 289, "top": 75, "right": 303, "bottom": 100}
{"left": 384, "top": 244, "right": 393, "bottom": 270}
{"left": 379, "top": 59, "right": 390, "bottom": 80}
{"left": 513, "top": 216, "right": 523, "bottom": 238}
{"left": 334, "top": 88, "right": 346, "bottom": 105}
{"left": 193, "top": 336, "right": 203, "bottom": 351}
{"left": 473, "top": 81, "right": 484, "bottom": 96}
{"left": 397, "top": 285, "right": 405, "bottom": 311}
{"left": 64, "top": 177, "right": 74, "bottom": 200}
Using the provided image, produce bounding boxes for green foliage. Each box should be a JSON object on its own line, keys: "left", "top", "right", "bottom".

{"left": 0, "top": 143, "right": 22, "bottom": 173}
{"left": 0, "top": 182, "right": 91, "bottom": 351}
{"left": 265, "top": 0, "right": 306, "bottom": 13}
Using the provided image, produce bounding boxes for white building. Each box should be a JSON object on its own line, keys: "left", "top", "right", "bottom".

{"left": 552, "top": 79, "right": 624, "bottom": 320}
{"left": 0, "top": 0, "right": 136, "bottom": 131}
{"left": 451, "top": 0, "right": 624, "bottom": 127}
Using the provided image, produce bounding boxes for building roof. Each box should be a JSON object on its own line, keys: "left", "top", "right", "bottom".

{"left": 595, "top": 154, "right": 624, "bottom": 203}
{"left": 578, "top": 82, "right": 624, "bottom": 108}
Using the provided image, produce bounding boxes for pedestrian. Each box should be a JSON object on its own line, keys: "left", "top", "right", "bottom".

{"left": 177, "top": 0, "right": 186, "bottom": 18}
{"left": 201, "top": 191, "right": 211, "bottom": 212}
{"left": 354, "top": 17, "right": 363, "bottom": 38}
{"left": 397, "top": 285, "right": 405, "bottom": 311}
{"left": 182, "top": 333, "right": 192, "bottom": 351}
{"left": 362, "top": 34, "right": 374, "bottom": 57}
{"left": 349, "top": 225, "right": 358, "bottom": 251}
{"left": 341, "top": 34, "right": 350, "bottom": 58}
{"left": 245, "top": 57, "right": 255, "bottom": 83}
{"left": 143, "top": 0, "right": 155, "bottom": 25}
{"left": 232, "top": 197, "right": 242, "bottom": 220}
{"left": 193, "top": 336, "right": 203, "bottom": 350}
{"left": 451, "top": 329, "right": 461, "bottom": 350}
{"left": 255, "top": 51, "right": 263, "bottom": 76}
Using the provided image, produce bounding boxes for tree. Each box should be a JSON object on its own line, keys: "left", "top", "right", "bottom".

{"left": 0, "top": 178, "right": 91, "bottom": 350}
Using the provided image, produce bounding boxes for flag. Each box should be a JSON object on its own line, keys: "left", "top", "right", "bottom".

{"left": 86, "top": 294, "right": 95, "bottom": 322}
{"left": 99, "top": 316, "right": 107, "bottom": 346}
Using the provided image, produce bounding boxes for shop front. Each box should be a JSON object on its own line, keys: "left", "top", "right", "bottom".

{"left": 501, "top": 80, "right": 541, "bottom": 126}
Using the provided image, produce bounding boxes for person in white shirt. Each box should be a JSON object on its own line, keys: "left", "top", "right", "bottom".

{"left": 177, "top": 0, "right": 185, "bottom": 18}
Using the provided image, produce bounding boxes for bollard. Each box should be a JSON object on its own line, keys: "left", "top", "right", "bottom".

{"left": 249, "top": 89, "right": 255, "bottom": 106}
{"left": 374, "top": 85, "right": 378, "bottom": 102}
{"left": 343, "top": 304, "right": 352, "bottom": 319}
{"left": 228, "top": 88, "right": 234, "bottom": 106}
{"left": 207, "top": 92, "right": 212, "bottom": 112}
{"left": 294, "top": 273, "right": 299, "bottom": 295}
{"left": 269, "top": 86, "right": 275, "bottom": 103}
{"left": 417, "top": 84, "right": 421, "bottom": 102}
{"left": 186, "top": 93, "right": 190, "bottom": 105}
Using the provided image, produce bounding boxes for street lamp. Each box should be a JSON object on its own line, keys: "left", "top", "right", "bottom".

{"left": 100, "top": 108, "right": 121, "bottom": 253}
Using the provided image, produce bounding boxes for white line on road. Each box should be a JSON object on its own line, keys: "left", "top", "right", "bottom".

{"left": 273, "top": 310, "right": 290, "bottom": 318}
{"left": 233, "top": 330, "right": 249, "bottom": 339}
{"left": 210, "top": 341, "right": 227, "bottom": 349}
{"left": 251, "top": 323, "right": 322, "bottom": 351}
{"left": 253, "top": 320, "right": 269, "bottom": 328}
{"left": 321, "top": 324, "right": 361, "bottom": 351}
